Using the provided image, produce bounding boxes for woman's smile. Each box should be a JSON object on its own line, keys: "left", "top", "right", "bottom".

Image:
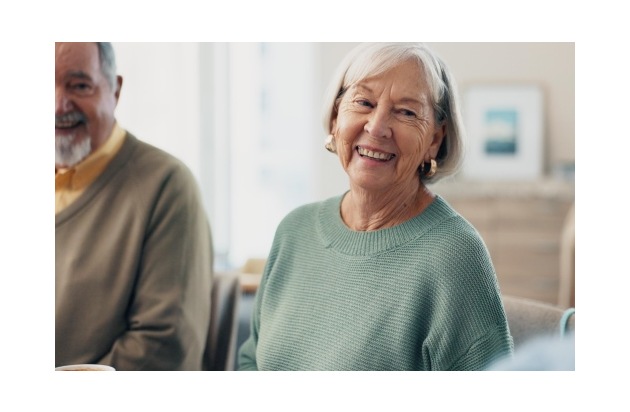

{"left": 356, "top": 145, "right": 396, "bottom": 162}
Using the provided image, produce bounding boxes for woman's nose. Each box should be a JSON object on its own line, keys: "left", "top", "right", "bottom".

{"left": 364, "top": 106, "right": 392, "bottom": 139}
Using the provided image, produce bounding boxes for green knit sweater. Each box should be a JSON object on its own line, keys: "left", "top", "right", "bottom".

{"left": 238, "top": 194, "right": 513, "bottom": 371}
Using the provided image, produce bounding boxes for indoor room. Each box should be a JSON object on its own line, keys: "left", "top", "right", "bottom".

{"left": 53, "top": 42, "right": 575, "bottom": 375}
{"left": 111, "top": 42, "right": 575, "bottom": 370}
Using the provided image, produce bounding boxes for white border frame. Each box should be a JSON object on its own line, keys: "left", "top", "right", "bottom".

{"left": 462, "top": 85, "right": 544, "bottom": 181}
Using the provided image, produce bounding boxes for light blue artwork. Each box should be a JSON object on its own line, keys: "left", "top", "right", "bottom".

{"left": 484, "top": 109, "right": 518, "bottom": 155}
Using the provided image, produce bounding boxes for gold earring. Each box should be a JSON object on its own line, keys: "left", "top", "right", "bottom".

{"left": 425, "top": 159, "right": 437, "bottom": 178}
{"left": 325, "top": 134, "right": 337, "bottom": 153}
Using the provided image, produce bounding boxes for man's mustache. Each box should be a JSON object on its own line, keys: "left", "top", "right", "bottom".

{"left": 55, "top": 111, "right": 87, "bottom": 128}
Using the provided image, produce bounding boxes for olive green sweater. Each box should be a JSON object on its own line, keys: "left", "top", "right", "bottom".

{"left": 238, "top": 194, "right": 513, "bottom": 370}
{"left": 56, "top": 133, "right": 212, "bottom": 370}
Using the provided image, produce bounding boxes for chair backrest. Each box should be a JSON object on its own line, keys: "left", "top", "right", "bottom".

{"left": 203, "top": 271, "right": 241, "bottom": 371}
{"left": 242, "top": 258, "right": 267, "bottom": 274}
{"left": 240, "top": 258, "right": 267, "bottom": 293}
{"left": 502, "top": 295, "right": 575, "bottom": 350}
{"left": 558, "top": 203, "right": 575, "bottom": 308}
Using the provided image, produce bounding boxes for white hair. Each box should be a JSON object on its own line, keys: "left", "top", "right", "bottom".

{"left": 56, "top": 134, "right": 92, "bottom": 168}
{"left": 96, "top": 42, "right": 117, "bottom": 90}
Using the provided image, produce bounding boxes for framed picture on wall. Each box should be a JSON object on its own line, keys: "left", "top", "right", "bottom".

{"left": 462, "top": 85, "right": 544, "bottom": 180}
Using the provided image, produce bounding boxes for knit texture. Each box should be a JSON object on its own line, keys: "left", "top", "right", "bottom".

{"left": 238, "top": 194, "right": 514, "bottom": 370}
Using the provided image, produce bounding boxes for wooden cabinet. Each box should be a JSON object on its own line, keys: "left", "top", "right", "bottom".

{"left": 433, "top": 179, "right": 574, "bottom": 306}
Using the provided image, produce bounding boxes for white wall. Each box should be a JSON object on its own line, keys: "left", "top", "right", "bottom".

{"left": 113, "top": 43, "right": 203, "bottom": 183}
{"left": 426, "top": 42, "right": 575, "bottom": 167}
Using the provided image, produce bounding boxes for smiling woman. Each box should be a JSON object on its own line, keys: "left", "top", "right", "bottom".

{"left": 237, "top": 43, "right": 514, "bottom": 371}
{"left": 331, "top": 60, "right": 445, "bottom": 230}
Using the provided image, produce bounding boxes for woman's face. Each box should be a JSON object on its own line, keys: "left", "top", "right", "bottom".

{"left": 332, "top": 60, "right": 445, "bottom": 193}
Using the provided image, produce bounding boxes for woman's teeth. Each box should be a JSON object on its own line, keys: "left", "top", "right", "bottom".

{"left": 357, "top": 146, "right": 394, "bottom": 161}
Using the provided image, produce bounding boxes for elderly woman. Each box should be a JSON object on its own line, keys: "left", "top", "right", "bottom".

{"left": 238, "top": 43, "right": 513, "bottom": 370}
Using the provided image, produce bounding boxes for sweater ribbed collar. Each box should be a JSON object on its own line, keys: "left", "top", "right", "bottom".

{"left": 55, "top": 133, "right": 138, "bottom": 225}
{"left": 318, "top": 192, "right": 456, "bottom": 256}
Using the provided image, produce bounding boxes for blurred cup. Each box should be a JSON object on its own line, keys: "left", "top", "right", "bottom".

{"left": 55, "top": 364, "right": 115, "bottom": 371}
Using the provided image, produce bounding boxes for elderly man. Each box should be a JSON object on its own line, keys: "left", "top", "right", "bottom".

{"left": 55, "top": 42, "right": 212, "bottom": 370}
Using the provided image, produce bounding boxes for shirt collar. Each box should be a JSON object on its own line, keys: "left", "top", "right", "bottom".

{"left": 55, "top": 123, "right": 126, "bottom": 191}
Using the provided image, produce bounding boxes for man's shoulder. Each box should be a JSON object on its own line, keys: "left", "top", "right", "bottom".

{"left": 125, "top": 133, "right": 187, "bottom": 170}
{"left": 120, "top": 133, "right": 195, "bottom": 181}
{"left": 104, "top": 132, "right": 200, "bottom": 198}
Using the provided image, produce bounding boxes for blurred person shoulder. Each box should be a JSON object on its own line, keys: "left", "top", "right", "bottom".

{"left": 488, "top": 333, "right": 575, "bottom": 371}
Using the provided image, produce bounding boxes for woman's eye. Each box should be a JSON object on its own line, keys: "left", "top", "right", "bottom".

{"left": 400, "top": 109, "right": 417, "bottom": 117}
{"left": 356, "top": 99, "right": 373, "bottom": 108}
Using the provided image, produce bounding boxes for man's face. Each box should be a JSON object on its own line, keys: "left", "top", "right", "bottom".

{"left": 55, "top": 43, "right": 120, "bottom": 168}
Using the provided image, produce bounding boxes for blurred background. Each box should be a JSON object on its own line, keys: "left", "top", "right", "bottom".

{"left": 112, "top": 42, "right": 574, "bottom": 309}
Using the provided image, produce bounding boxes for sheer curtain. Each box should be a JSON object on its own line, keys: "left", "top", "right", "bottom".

{"left": 114, "top": 42, "right": 320, "bottom": 269}
{"left": 223, "top": 43, "right": 317, "bottom": 268}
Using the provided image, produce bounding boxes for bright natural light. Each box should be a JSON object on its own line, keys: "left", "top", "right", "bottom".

{"left": 114, "top": 42, "right": 324, "bottom": 269}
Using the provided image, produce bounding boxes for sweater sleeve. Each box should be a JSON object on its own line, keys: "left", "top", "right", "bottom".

{"left": 237, "top": 307, "right": 260, "bottom": 370}
{"left": 237, "top": 219, "right": 286, "bottom": 371}
{"left": 237, "top": 261, "right": 269, "bottom": 371}
{"left": 421, "top": 222, "right": 514, "bottom": 371}
{"left": 98, "top": 161, "right": 212, "bottom": 370}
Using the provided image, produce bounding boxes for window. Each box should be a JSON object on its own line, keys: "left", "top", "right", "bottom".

{"left": 114, "top": 42, "right": 339, "bottom": 270}
{"left": 206, "top": 43, "right": 318, "bottom": 269}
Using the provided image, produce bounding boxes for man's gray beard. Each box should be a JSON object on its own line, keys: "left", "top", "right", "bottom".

{"left": 56, "top": 134, "right": 92, "bottom": 168}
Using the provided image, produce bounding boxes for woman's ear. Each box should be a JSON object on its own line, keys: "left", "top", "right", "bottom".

{"left": 428, "top": 122, "right": 446, "bottom": 160}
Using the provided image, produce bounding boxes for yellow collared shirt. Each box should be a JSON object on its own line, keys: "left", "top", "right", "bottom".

{"left": 55, "top": 123, "right": 126, "bottom": 214}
